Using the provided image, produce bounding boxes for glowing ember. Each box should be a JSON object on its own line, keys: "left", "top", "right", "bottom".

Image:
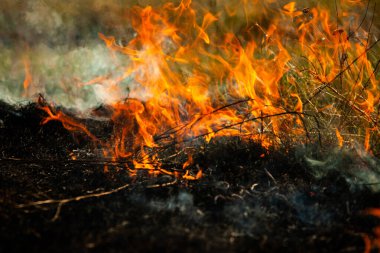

{"left": 35, "top": 0, "right": 379, "bottom": 179}
{"left": 364, "top": 208, "right": 380, "bottom": 252}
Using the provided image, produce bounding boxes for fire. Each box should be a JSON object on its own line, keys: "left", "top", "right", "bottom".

{"left": 36, "top": 0, "right": 379, "bottom": 178}
{"left": 364, "top": 208, "right": 380, "bottom": 252}
{"left": 336, "top": 129, "right": 344, "bottom": 147}
{"left": 22, "top": 56, "right": 32, "bottom": 95}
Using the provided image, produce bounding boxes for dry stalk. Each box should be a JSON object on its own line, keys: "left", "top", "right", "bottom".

{"left": 306, "top": 37, "right": 380, "bottom": 105}
{"left": 16, "top": 181, "right": 132, "bottom": 221}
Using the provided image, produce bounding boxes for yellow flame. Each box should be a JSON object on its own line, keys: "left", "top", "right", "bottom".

{"left": 335, "top": 129, "right": 344, "bottom": 148}
{"left": 37, "top": 0, "right": 379, "bottom": 179}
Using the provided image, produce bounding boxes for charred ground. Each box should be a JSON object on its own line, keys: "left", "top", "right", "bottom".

{"left": 0, "top": 101, "right": 379, "bottom": 253}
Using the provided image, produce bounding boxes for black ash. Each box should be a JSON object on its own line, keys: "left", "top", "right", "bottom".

{"left": 1, "top": 102, "right": 380, "bottom": 253}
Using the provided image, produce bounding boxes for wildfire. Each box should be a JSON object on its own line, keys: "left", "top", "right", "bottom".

{"left": 35, "top": 0, "right": 379, "bottom": 179}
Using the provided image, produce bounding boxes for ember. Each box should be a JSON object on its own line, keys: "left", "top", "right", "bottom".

{"left": 0, "top": 0, "right": 379, "bottom": 252}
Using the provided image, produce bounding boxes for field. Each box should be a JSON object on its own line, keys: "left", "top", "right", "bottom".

{"left": 1, "top": 0, "right": 380, "bottom": 252}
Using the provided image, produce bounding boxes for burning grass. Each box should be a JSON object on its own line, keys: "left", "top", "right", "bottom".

{"left": 1, "top": 0, "right": 380, "bottom": 252}
{"left": 20, "top": 0, "right": 379, "bottom": 178}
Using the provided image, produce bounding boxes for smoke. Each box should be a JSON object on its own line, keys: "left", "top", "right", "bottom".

{"left": 0, "top": 0, "right": 138, "bottom": 111}
{"left": 24, "top": 1, "right": 63, "bottom": 36}
{"left": 298, "top": 145, "right": 380, "bottom": 192}
{"left": 129, "top": 191, "right": 205, "bottom": 224}
{"left": 0, "top": 43, "right": 130, "bottom": 110}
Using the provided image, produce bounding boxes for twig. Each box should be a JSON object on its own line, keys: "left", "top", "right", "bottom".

{"left": 154, "top": 99, "right": 253, "bottom": 141}
{"left": 0, "top": 157, "right": 133, "bottom": 167}
{"left": 182, "top": 111, "right": 312, "bottom": 142}
{"left": 16, "top": 182, "right": 131, "bottom": 208}
{"left": 146, "top": 178, "right": 178, "bottom": 188}
{"left": 362, "top": 59, "right": 380, "bottom": 91}
{"left": 189, "top": 98, "right": 254, "bottom": 130}
{"left": 51, "top": 202, "right": 64, "bottom": 222}
{"left": 264, "top": 168, "right": 277, "bottom": 185}
{"left": 325, "top": 85, "right": 377, "bottom": 124}
{"left": 351, "top": 0, "right": 371, "bottom": 38}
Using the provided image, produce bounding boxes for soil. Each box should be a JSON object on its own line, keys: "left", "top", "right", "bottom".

{"left": 0, "top": 101, "right": 379, "bottom": 253}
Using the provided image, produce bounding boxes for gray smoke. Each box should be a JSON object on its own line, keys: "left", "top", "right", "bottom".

{"left": 0, "top": 0, "right": 139, "bottom": 111}
{"left": 298, "top": 144, "right": 380, "bottom": 192}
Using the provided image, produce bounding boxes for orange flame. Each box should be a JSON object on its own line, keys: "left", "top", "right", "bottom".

{"left": 364, "top": 208, "right": 380, "bottom": 252}
{"left": 22, "top": 57, "right": 32, "bottom": 93}
{"left": 335, "top": 129, "right": 344, "bottom": 148}
{"left": 37, "top": 0, "right": 379, "bottom": 179}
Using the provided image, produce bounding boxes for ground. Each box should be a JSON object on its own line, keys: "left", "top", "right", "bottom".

{"left": 1, "top": 101, "right": 379, "bottom": 253}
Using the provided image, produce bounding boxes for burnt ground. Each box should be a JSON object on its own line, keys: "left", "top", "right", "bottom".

{"left": 1, "top": 101, "right": 380, "bottom": 253}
